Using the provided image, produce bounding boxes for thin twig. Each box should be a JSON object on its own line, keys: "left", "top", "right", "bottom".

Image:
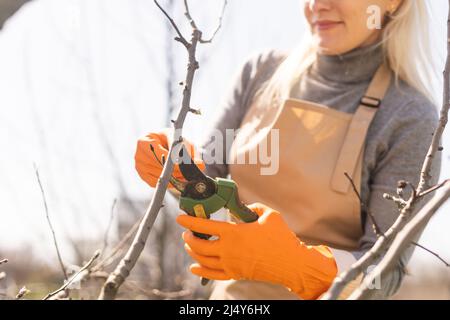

{"left": 34, "top": 163, "right": 68, "bottom": 281}
{"left": 200, "top": 0, "right": 228, "bottom": 43}
{"left": 92, "top": 217, "right": 141, "bottom": 272}
{"left": 418, "top": 178, "right": 450, "bottom": 198}
{"left": 411, "top": 241, "right": 450, "bottom": 267}
{"left": 101, "top": 198, "right": 117, "bottom": 256}
{"left": 383, "top": 193, "right": 408, "bottom": 209}
{"left": 0, "top": 259, "right": 7, "bottom": 266}
{"left": 154, "top": 0, "right": 190, "bottom": 49}
{"left": 183, "top": 0, "right": 198, "bottom": 30}
{"left": 43, "top": 250, "right": 101, "bottom": 300}
{"left": 390, "top": 180, "right": 416, "bottom": 208}
{"left": 416, "top": 6, "right": 450, "bottom": 194}
{"left": 344, "top": 172, "right": 383, "bottom": 237}
{"left": 16, "top": 286, "right": 30, "bottom": 300}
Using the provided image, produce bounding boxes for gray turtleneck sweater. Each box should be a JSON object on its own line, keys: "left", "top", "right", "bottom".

{"left": 200, "top": 44, "right": 442, "bottom": 299}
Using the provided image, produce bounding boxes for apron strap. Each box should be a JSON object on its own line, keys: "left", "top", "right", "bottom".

{"left": 331, "top": 63, "right": 392, "bottom": 194}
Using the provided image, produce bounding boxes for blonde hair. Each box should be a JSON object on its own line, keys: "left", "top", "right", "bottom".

{"left": 255, "top": 0, "right": 440, "bottom": 109}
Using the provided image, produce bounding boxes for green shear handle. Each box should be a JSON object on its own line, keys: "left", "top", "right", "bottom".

{"left": 179, "top": 177, "right": 259, "bottom": 225}
{"left": 179, "top": 178, "right": 259, "bottom": 285}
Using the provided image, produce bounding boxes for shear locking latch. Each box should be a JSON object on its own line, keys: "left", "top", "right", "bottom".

{"left": 193, "top": 204, "right": 207, "bottom": 219}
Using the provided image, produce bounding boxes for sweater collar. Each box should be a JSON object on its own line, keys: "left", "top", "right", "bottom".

{"left": 309, "top": 42, "right": 384, "bottom": 84}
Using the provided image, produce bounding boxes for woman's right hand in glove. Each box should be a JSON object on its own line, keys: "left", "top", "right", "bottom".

{"left": 134, "top": 127, "right": 205, "bottom": 189}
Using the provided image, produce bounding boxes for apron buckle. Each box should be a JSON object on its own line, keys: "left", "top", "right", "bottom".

{"left": 360, "top": 96, "right": 381, "bottom": 108}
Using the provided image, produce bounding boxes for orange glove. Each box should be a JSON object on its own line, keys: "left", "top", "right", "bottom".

{"left": 135, "top": 128, "right": 205, "bottom": 189}
{"left": 176, "top": 203, "right": 338, "bottom": 300}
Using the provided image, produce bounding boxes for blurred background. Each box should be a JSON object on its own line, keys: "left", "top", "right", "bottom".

{"left": 0, "top": 0, "right": 449, "bottom": 299}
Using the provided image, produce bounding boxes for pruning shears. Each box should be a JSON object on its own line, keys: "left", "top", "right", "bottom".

{"left": 150, "top": 142, "right": 259, "bottom": 285}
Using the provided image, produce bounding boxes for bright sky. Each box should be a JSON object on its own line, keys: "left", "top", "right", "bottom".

{"left": 0, "top": 0, "right": 449, "bottom": 276}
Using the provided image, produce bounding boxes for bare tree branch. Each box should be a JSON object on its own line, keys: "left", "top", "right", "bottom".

{"left": 323, "top": 2, "right": 450, "bottom": 299}
{"left": 323, "top": 179, "right": 445, "bottom": 300}
{"left": 321, "top": 201, "right": 411, "bottom": 300}
{"left": 416, "top": 6, "right": 450, "bottom": 194}
{"left": 0, "top": 259, "right": 7, "bottom": 266}
{"left": 347, "top": 3, "right": 450, "bottom": 299}
{"left": 34, "top": 163, "right": 68, "bottom": 281}
{"left": 98, "top": 0, "right": 227, "bottom": 300}
{"left": 349, "top": 181, "right": 450, "bottom": 299}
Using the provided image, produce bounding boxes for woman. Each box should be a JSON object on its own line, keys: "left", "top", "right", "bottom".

{"left": 135, "top": 0, "right": 442, "bottom": 299}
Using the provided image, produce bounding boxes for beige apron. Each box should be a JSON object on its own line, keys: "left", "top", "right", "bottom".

{"left": 210, "top": 63, "right": 392, "bottom": 300}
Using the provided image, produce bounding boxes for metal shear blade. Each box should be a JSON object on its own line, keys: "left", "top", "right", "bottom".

{"left": 177, "top": 144, "right": 216, "bottom": 199}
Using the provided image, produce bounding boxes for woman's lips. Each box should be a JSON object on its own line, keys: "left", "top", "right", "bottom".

{"left": 314, "top": 20, "right": 342, "bottom": 31}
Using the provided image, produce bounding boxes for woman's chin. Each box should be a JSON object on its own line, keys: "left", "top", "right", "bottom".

{"left": 312, "top": 36, "right": 346, "bottom": 55}
{"left": 316, "top": 44, "right": 346, "bottom": 56}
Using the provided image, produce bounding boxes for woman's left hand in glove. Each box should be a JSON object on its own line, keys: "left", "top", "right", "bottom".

{"left": 176, "top": 202, "right": 338, "bottom": 300}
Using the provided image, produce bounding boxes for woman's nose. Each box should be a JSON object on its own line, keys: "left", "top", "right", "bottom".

{"left": 307, "top": 0, "right": 331, "bottom": 13}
